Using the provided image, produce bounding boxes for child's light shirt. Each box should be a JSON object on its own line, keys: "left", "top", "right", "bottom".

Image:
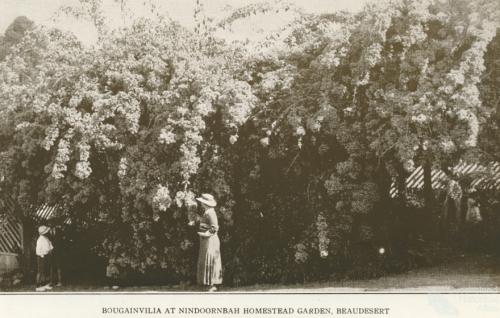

{"left": 36, "top": 235, "right": 53, "bottom": 257}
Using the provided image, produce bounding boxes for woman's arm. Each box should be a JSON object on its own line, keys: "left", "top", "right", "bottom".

{"left": 207, "top": 210, "right": 219, "bottom": 234}
{"left": 197, "top": 210, "right": 219, "bottom": 237}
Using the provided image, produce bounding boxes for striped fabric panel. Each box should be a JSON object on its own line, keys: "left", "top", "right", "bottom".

{"left": 390, "top": 161, "right": 500, "bottom": 197}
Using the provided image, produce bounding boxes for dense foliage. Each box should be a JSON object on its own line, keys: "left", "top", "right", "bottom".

{"left": 0, "top": 0, "right": 499, "bottom": 285}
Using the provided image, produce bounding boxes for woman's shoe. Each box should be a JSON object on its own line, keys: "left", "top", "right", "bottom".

{"left": 43, "top": 284, "right": 53, "bottom": 290}
{"left": 207, "top": 286, "right": 217, "bottom": 292}
{"left": 35, "top": 286, "right": 46, "bottom": 292}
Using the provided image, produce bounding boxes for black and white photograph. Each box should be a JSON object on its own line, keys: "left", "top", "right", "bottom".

{"left": 0, "top": 0, "right": 499, "bottom": 316}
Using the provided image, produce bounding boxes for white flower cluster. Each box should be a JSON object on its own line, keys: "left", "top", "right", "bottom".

{"left": 316, "top": 27, "right": 350, "bottom": 69}
{"left": 260, "top": 65, "right": 297, "bottom": 94}
{"left": 260, "top": 137, "right": 270, "bottom": 147}
{"left": 446, "top": 69, "right": 465, "bottom": 86}
{"left": 174, "top": 190, "right": 197, "bottom": 208}
{"left": 52, "top": 139, "right": 71, "bottom": 179}
{"left": 74, "top": 142, "right": 92, "bottom": 179}
{"left": 194, "top": 87, "right": 218, "bottom": 116}
{"left": 117, "top": 157, "right": 128, "bottom": 179}
{"left": 364, "top": 43, "right": 383, "bottom": 68}
{"left": 307, "top": 115, "right": 324, "bottom": 133}
{"left": 42, "top": 126, "right": 60, "bottom": 151}
{"left": 411, "top": 113, "right": 429, "bottom": 124}
{"left": 294, "top": 126, "right": 306, "bottom": 137}
{"left": 422, "top": 140, "right": 429, "bottom": 151}
{"left": 294, "top": 243, "right": 309, "bottom": 264}
{"left": 229, "top": 135, "right": 238, "bottom": 145}
{"left": 318, "top": 50, "right": 341, "bottom": 69}
{"left": 459, "top": 22, "right": 497, "bottom": 83}
{"left": 179, "top": 143, "right": 201, "bottom": 182}
{"left": 356, "top": 73, "right": 370, "bottom": 86}
{"left": 223, "top": 80, "right": 257, "bottom": 126}
{"left": 447, "top": 179, "right": 462, "bottom": 201}
{"left": 14, "top": 122, "right": 32, "bottom": 131}
{"left": 457, "top": 109, "right": 479, "bottom": 147}
{"left": 406, "top": 24, "right": 427, "bottom": 46}
{"left": 75, "top": 161, "right": 92, "bottom": 180}
{"left": 403, "top": 159, "right": 415, "bottom": 172}
{"left": 316, "top": 212, "right": 330, "bottom": 258}
{"left": 343, "top": 106, "right": 355, "bottom": 116}
{"left": 451, "top": 85, "right": 481, "bottom": 110}
{"left": 68, "top": 95, "right": 82, "bottom": 108}
{"left": 175, "top": 190, "right": 198, "bottom": 223}
{"left": 260, "top": 72, "right": 281, "bottom": 92}
{"left": 113, "top": 92, "right": 141, "bottom": 134}
{"left": 440, "top": 22, "right": 496, "bottom": 136}
{"left": 152, "top": 185, "right": 172, "bottom": 212}
{"left": 158, "top": 129, "right": 176, "bottom": 145}
{"left": 440, "top": 139, "right": 456, "bottom": 154}
{"left": 317, "top": 20, "right": 343, "bottom": 39}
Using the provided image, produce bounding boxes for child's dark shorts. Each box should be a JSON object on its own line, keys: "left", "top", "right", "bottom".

{"left": 37, "top": 256, "right": 47, "bottom": 274}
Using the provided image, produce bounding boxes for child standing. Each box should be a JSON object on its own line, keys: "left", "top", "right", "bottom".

{"left": 36, "top": 225, "right": 53, "bottom": 292}
{"left": 106, "top": 259, "right": 120, "bottom": 290}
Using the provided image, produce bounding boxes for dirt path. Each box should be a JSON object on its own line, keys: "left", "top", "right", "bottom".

{"left": 4, "top": 253, "right": 500, "bottom": 292}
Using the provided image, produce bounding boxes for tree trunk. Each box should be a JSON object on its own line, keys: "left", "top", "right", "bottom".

{"left": 374, "top": 162, "right": 392, "bottom": 244}
{"left": 394, "top": 161, "right": 408, "bottom": 202}
{"left": 21, "top": 219, "right": 35, "bottom": 281}
{"left": 423, "top": 158, "right": 435, "bottom": 239}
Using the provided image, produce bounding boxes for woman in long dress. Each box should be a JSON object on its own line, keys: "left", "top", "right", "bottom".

{"left": 195, "top": 193, "right": 222, "bottom": 292}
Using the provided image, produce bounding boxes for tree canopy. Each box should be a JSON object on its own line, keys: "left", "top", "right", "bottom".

{"left": 0, "top": 0, "right": 498, "bottom": 283}
{"left": 0, "top": 16, "right": 34, "bottom": 61}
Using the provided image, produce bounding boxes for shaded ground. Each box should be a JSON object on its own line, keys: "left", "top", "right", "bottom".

{"left": 257, "top": 253, "right": 500, "bottom": 293}
{"left": 3, "top": 253, "right": 500, "bottom": 293}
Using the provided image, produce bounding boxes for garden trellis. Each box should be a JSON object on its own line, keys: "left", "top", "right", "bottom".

{"left": 0, "top": 197, "right": 64, "bottom": 273}
{"left": 0, "top": 197, "right": 21, "bottom": 254}
{"left": 0, "top": 197, "right": 61, "bottom": 254}
{"left": 0, "top": 216, "right": 22, "bottom": 254}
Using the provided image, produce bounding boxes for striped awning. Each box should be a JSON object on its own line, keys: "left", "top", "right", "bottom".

{"left": 466, "top": 162, "right": 500, "bottom": 190}
{"left": 1, "top": 195, "right": 70, "bottom": 224}
{"left": 390, "top": 161, "right": 500, "bottom": 197}
{"left": 0, "top": 196, "right": 62, "bottom": 221}
{"left": 34, "top": 204, "right": 60, "bottom": 221}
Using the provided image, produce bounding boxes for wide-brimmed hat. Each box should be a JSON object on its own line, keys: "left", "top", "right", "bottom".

{"left": 38, "top": 225, "right": 50, "bottom": 235}
{"left": 196, "top": 193, "right": 217, "bottom": 207}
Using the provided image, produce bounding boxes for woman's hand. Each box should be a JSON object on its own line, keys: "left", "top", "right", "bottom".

{"left": 197, "top": 230, "right": 211, "bottom": 237}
